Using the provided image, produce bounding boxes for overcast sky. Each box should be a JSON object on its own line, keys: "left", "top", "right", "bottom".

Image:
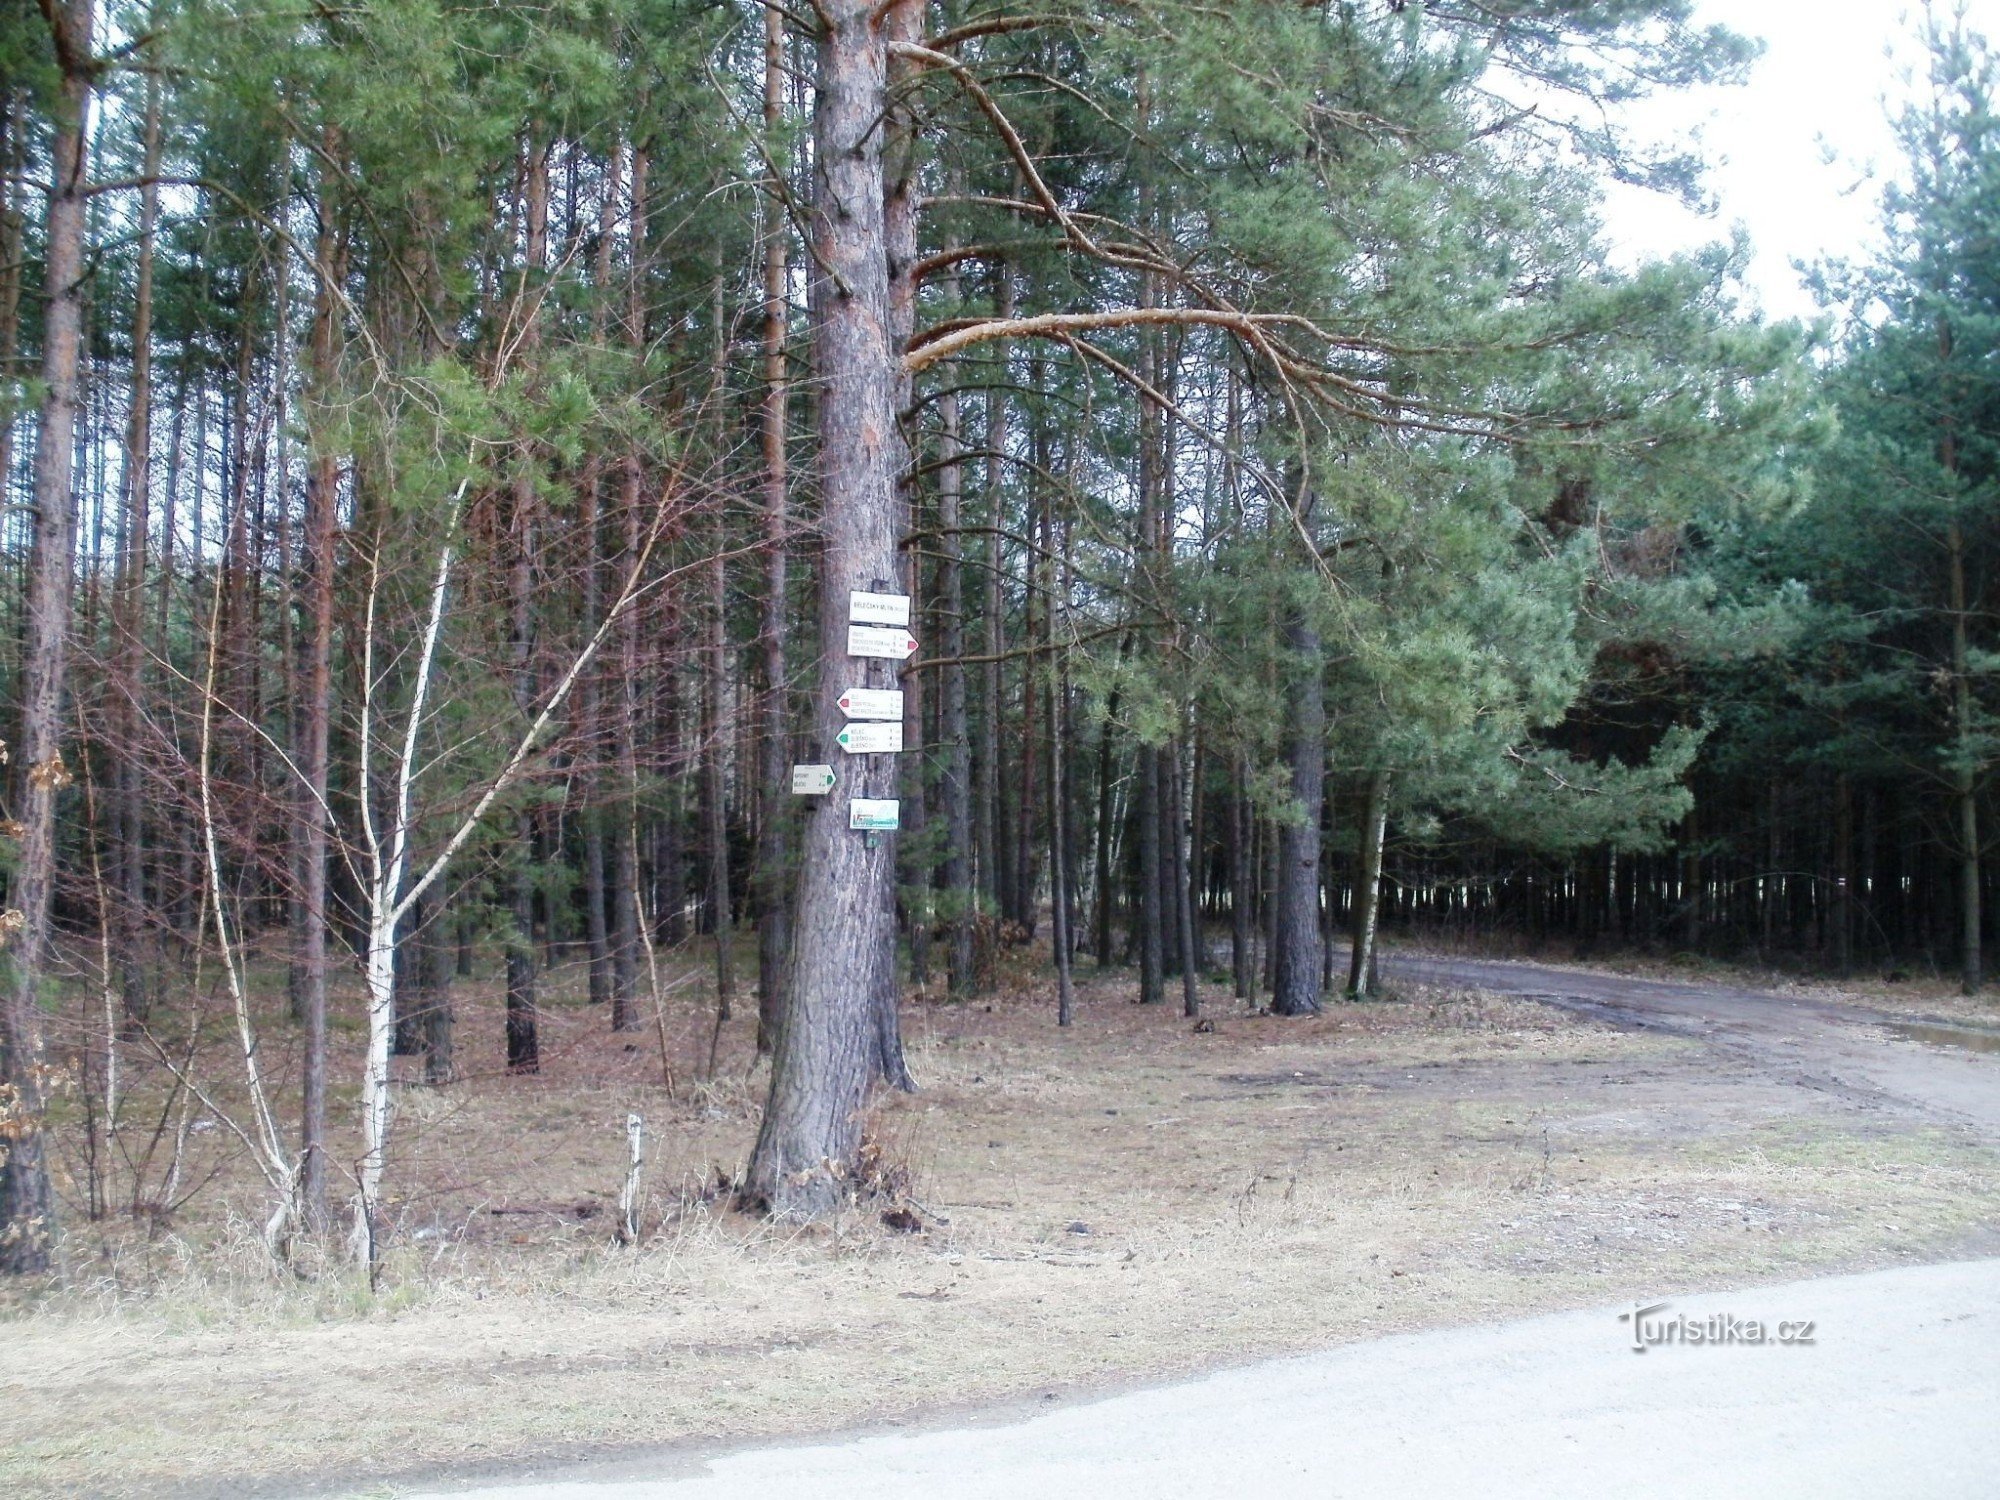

{"left": 1594, "top": 0, "right": 2000, "bottom": 324}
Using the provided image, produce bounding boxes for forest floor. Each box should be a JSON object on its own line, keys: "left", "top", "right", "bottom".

{"left": 3, "top": 944, "right": 1998, "bottom": 1498}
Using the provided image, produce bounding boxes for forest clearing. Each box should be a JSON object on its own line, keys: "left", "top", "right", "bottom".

{"left": 4, "top": 946, "right": 1997, "bottom": 1497}
{"left": 5, "top": 0, "right": 2000, "bottom": 1492}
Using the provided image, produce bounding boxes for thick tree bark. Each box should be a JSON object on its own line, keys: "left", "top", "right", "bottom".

{"left": 2, "top": 0, "right": 91, "bottom": 1274}
{"left": 747, "top": 0, "right": 913, "bottom": 1217}
{"left": 1271, "top": 616, "right": 1325, "bottom": 1016}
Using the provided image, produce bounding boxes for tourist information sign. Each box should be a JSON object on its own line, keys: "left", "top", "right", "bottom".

{"left": 837, "top": 687, "right": 903, "bottom": 720}
{"left": 790, "top": 764, "right": 837, "bottom": 795}
{"left": 847, "top": 624, "right": 919, "bottom": 659}
{"left": 849, "top": 799, "right": 901, "bottom": 831}
{"left": 836, "top": 723, "right": 904, "bottom": 754}
{"left": 848, "top": 590, "right": 911, "bottom": 627}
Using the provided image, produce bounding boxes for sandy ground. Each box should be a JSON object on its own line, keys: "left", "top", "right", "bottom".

{"left": 410, "top": 1257, "right": 2000, "bottom": 1500}
{"left": 2, "top": 950, "right": 1997, "bottom": 1498}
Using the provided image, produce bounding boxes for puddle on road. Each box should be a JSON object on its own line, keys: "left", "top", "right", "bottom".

{"left": 1885, "top": 1021, "right": 2000, "bottom": 1056}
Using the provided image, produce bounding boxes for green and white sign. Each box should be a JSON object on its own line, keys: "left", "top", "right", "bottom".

{"left": 849, "top": 798, "right": 901, "bottom": 831}
{"left": 789, "top": 764, "right": 837, "bottom": 795}
{"left": 835, "top": 722, "right": 903, "bottom": 754}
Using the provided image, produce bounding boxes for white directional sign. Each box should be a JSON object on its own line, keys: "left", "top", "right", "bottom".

{"left": 850, "top": 798, "right": 901, "bottom": 831}
{"left": 836, "top": 722, "right": 904, "bottom": 755}
{"left": 837, "top": 687, "right": 904, "bottom": 721}
{"left": 848, "top": 590, "right": 912, "bottom": 627}
{"left": 847, "top": 624, "right": 919, "bottom": 660}
{"left": 790, "top": 764, "right": 837, "bottom": 795}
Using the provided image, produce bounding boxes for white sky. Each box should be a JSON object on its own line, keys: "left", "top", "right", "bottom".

{"left": 1595, "top": 0, "right": 2000, "bottom": 323}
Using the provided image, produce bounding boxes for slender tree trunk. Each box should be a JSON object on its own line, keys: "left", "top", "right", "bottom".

{"left": 420, "top": 892, "right": 454, "bottom": 1084}
{"left": 1049, "top": 620, "right": 1074, "bottom": 1026}
{"left": 753, "top": 12, "right": 794, "bottom": 1049}
{"left": 1348, "top": 771, "right": 1390, "bottom": 998}
{"left": 1186, "top": 735, "right": 1209, "bottom": 973}
{"left": 1230, "top": 755, "right": 1253, "bottom": 1001}
{"left": 1271, "top": 612, "right": 1325, "bottom": 1016}
{"left": 979, "top": 267, "right": 1013, "bottom": 916}
{"left": 294, "top": 201, "right": 344, "bottom": 1224}
{"left": 1832, "top": 771, "right": 1854, "bottom": 977}
{"left": 1949, "top": 513, "right": 1981, "bottom": 994}
{"left": 705, "top": 543, "right": 735, "bottom": 1024}
{"left": 748, "top": 0, "right": 913, "bottom": 1217}
{"left": 936, "top": 346, "right": 974, "bottom": 998}
{"left": 505, "top": 140, "right": 550, "bottom": 1077}
{"left": 1090, "top": 662, "right": 1124, "bottom": 970}
{"left": 609, "top": 143, "right": 649, "bottom": 1029}
{"left": 580, "top": 460, "right": 612, "bottom": 1009}
{"left": 1173, "top": 738, "right": 1200, "bottom": 1018}
{"left": 109, "top": 69, "right": 161, "bottom": 1031}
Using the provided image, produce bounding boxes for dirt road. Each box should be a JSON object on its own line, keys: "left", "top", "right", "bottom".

{"left": 409, "top": 1256, "right": 2000, "bottom": 1499}
{"left": 1382, "top": 952, "right": 2000, "bottom": 1137}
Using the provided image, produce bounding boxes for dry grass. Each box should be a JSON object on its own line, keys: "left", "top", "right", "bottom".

{"left": 3, "top": 947, "right": 1997, "bottom": 1498}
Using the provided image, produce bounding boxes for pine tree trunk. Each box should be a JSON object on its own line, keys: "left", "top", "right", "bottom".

{"left": 1173, "top": 739, "right": 1200, "bottom": 1018}
{"left": 580, "top": 465, "right": 612, "bottom": 1009}
{"left": 505, "top": 140, "right": 549, "bottom": 1075}
{"left": 110, "top": 69, "right": 160, "bottom": 1031}
{"left": 978, "top": 267, "right": 1012, "bottom": 915}
{"left": 1049, "top": 614, "right": 1074, "bottom": 1026}
{"left": 2, "top": 0, "right": 92, "bottom": 1275}
{"left": 1230, "top": 756, "right": 1253, "bottom": 1000}
{"left": 1348, "top": 771, "right": 1391, "bottom": 998}
{"left": 754, "top": 13, "right": 794, "bottom": 1049}
{"left": 1271, "top": 612, "right": 1325, "bottom": 1017}
{"left": 1090, "top": 656, "right": 1124, "bottom": 970}
{"left": 420, "top": 893, "right": 454, "bottom": 1085}
{"left": 936, "top": 351, "right": 974, "bottom": 998}
{"left": 1949, "top": 513, "right": 1981, "bottom": 993}
{"left": 747, "top": 0, "right": 912, "bottom": 1217}
{"left": 1138, "top": 746, "right": 1166, "bottom": 1003}
{"left": 704, "top": 539, "right": 736, "bottom": 1028}
{"left": 609, "top": 144, "right": 649, "bottom": 1029}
